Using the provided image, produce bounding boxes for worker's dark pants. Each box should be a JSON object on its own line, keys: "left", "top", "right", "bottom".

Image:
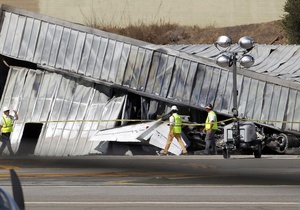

{"left": 204, "top": 130, "right": 217, "bottom": 155}
{"left": 0, "top": 132, "right": 14, "bottom": 155}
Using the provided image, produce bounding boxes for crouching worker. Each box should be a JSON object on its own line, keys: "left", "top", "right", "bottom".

{"left": 0, "top": 107, "right": 18, "bottom": 156}
{"left": 161, "top": 105, "right": 187, "bottom": 155}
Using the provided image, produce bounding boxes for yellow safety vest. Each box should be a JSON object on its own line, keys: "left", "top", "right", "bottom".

{"left": 171, "top": 113, "right": 182, "bottom": 133}
{"left": 205, "top": 111, "right": 218, "bottom": 130}
{"left": 1, "top": 116, "right": 14, "bottom": 133}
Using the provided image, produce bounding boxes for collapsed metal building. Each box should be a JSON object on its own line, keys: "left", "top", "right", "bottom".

{"left": 0, "top": 5, "right": 299, "bottom": 156}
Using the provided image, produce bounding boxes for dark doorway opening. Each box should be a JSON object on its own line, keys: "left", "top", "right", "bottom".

{"left": 17, "top": 123, "right": 43, "bottom": 156}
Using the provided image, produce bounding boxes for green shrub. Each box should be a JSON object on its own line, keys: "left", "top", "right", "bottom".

{"left": 282, "top": 0, "right": 300, "bottom": 44}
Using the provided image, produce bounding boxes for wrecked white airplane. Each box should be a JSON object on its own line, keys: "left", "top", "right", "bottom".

{"left": 90, "top": 116, "right": 191, "bottom": 156}
{"left": 0, "top": 5, "right": 299, "bottom": 156}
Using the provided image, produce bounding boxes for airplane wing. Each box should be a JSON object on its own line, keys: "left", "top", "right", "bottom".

{"left": 89, "top": 120, "right": 160, "bottom": 142}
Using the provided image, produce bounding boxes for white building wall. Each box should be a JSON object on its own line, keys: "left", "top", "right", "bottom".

{"left": 1, "top": 0, "right": 286, "bottom": 27}
{"left": 39, "top": 0, "right": 285, "bottom": 27}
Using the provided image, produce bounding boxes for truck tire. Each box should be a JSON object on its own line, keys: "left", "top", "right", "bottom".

{"left": 254, "top": 142, "right": 262, "bottom": 158}
{"left": 278, "top": 133, "right": 288, "bottom": 152}
{"left": 222, "top": 148, "right": 231, "bottom": 159}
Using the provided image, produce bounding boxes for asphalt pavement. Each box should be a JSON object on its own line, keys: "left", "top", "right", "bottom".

{"left": 0, "top": 155, "right": 299, "bottom": 210}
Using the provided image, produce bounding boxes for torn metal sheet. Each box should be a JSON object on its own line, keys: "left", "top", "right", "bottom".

{"left": 0, "top": 66, "right": 126, "bottom": 156}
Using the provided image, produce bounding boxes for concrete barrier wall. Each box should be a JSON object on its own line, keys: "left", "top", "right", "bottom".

{"left": 2, "top": 0, "right": 286, "bottom": 27}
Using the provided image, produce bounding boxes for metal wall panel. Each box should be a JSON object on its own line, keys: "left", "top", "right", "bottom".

{"left": 199, "top": 65, "right": 213, "bottom": 107}
{"left": 109, "top": 41, "right": 123, "bottom": 83}
{"left": 182, "top": 61, "right": 197, "bottom": 103}
{"left": 124, "top": 45, "right": 138, "bottom": 88}
{"left": 153, "top": 53, "right": 168, "bottom": 96}
{"left": 115, "top": 43, "right": 130, "bottom": 85}
{"left": 0, "top": 67, "right": 125, "bottom": 156}
{"left": 160, "top": 55, "right": 176, "bottom": 98}
{"left": 166, "top": 58, "right": 182, "bottom": 100}
{"left": 145, "top": 51, "right": 160, "bottom": 94}
{"left": 207, "top": 67, "right": 221, "bottom": 106}
{"left": 190, "top": 64, "right": 204, "bottom": 106}
{"left": 101, "top": 39, "right": 115, "bottom": 81}
{"left": 214, "top": 70, "right": 229, "bottom": 113}
{"left": 137, "top": 49, "right": 153, "bottom": 91}
{"left": 130, "top": 47, "right": 145, "bottom": 90}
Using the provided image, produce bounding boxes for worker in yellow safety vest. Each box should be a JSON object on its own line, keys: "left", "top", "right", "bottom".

{"left": 0, "top": 107, "right": 19, "bottom": 156}
{"left": 202, "top": 103, "right": 218, "bottom": 155}
{"left": 161, "top": 105, "right": 188, "bottom": 155}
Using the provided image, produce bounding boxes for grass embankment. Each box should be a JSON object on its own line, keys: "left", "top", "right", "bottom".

{"left": 89, "top": 20, "right": 287, "bottom": 45}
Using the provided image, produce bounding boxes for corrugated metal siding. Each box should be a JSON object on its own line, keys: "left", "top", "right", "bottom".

{"left": 0, "top": 4, "right": 300, "bottom": 147}
{"left": 0, "top": 7, "right": 222, "bottom": 109}
{"left": 166, "top": 44, "right": 300, "bottom": 131}
{"left": 2, "top": 67, "right": 125, "bottom": 156}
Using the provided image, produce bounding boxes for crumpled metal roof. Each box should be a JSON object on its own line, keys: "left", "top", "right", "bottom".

{"left": 167, "top": 44, "right": 300, "bottom": 132}
{"left": 167, "top": 44, "right": 300, "bottom": 83}
{"left": 0, "top": 5, "right": 222, "bottom": 109}
{"left": 0, "top": 4, "right": 299, "bottom": 156}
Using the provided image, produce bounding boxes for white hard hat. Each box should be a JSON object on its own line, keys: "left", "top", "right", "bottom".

{"left": 2, "top": 106, "right": 9, "bottom": 112}
{"left": 171, "top": 105, "right": 178, "bottom": 111}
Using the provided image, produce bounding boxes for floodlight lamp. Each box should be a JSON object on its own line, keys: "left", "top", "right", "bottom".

{"left": 238, "top": 36, "right": 254, "bottom": 50}
{"left": 216, "top": 36, "right": 232, "bottom": 48}
{"left": 216, "top": 54, "right": 231, "bottom": 67}
{"left": 240, "top": 55, "right": 255, "bottom": 68}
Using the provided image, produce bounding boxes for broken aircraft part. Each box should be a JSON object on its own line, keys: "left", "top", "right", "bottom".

{"left": 90, "top": 118, "right": 190, "bottom": 156}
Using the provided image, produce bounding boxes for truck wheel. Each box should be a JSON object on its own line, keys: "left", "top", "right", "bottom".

{"left": 254, "top": 142, "right": 262, "bottom": 158}
{"left": 278, "top": 133, "right": 288, "bottom": 152}
{"left": 222, "top": 148, "right": 231, "bottom": 159}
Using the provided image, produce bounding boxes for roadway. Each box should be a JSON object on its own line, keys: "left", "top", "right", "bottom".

{"left": 0, "top": 155, "right": 299, "bottom": 209}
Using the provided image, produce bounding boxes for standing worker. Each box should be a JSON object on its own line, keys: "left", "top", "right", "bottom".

{"left": 161, "top": 105, "right": 188, "bottom": 155}
{"left": 202, "top": 103, "right": 218, "bottom": 155}
{"left": 0, "top": 107, "right": 18, "bottom": 156}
